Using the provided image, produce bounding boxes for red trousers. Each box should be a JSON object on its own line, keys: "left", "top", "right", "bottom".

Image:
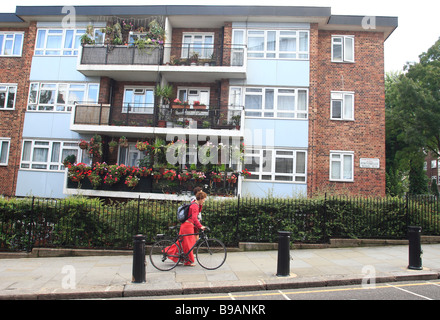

{"left": 165, "top": 222, "right": 196, "bottom": 265}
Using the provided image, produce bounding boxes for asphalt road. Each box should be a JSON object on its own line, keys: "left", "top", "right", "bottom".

{"left": 101, "top": 280, "right": 440, "bottom": 301}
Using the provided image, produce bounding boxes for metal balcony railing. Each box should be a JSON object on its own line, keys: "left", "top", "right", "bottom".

{"left": 79, "top": 43, "right": 246, "bottom": 67}
{"left": 72, "top": 103, "right": 244, "bottom": 131}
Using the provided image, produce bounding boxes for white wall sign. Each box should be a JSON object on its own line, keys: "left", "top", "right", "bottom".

{"left": 360, "top": 158, "right": 380, "bottom": 169}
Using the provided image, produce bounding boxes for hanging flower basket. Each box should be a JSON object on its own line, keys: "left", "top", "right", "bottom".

{"left": 79, "top": 140, "right": 89, "bottom": 150}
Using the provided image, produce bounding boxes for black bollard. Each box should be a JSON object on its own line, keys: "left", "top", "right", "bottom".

{"left": 276, "top": 231, "right": 291, "bottom": 277}
{"left": 132, "top": 234, "right": 146, "bottom": 283}
{"left": 408, "top": 226, "right": 423, "bottom": 270}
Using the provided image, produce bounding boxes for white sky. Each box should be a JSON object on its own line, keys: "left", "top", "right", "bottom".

{"left": 3, "top": 0, "right": 440, "bottom": 73}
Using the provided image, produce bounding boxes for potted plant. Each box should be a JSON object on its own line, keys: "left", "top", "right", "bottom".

{"left": 227, "top": 173, "right": 237, "bottom": 185}
{"left": 87, "top": 171, "right": 102, "bottom": 189}
{"left": 108, "top": 140, "right": 118, "bottom": 153}
{"left": 163, "top": 169, "right": 177, "bottom": 181}
{"left": 79, "top": 139, "right": 89, "bottom": 150}
{"left": 119, "top": 136, "right": 129, "bottom": 147}
{"left": 211, "top": 171, "right": 223, "bottom": 183}
{"left": 193, "top": 101, "right": 207, "bottom": 110}
{"left": 232, "top": 114, "right": 241, "bottom": 130}
{"left": 171, "top": 98, "right": 189, "bottom": 109}
{"left": 189, "top": 52, "right": 199, "bottom": 66}
{"left": 63, "top": 154, "right": 76, "bottom": 167}
{"left": 88, "top": 134, "right": 103, "bottom": 158}
{"left": 135, "top": 140, "right": 149, "bottom": 151}
{"left": 155, "top": 84, "right": 174, "bottom": 105}
{"left": 125, "top": 175, "right": 140, "bottom": 189}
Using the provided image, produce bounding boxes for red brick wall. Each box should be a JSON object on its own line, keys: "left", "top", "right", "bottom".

{"left": 0, "top": 22, "right": 35, "bottom": 196}
{"left": 308, "top": 27, "right": 386, "bottom": 197}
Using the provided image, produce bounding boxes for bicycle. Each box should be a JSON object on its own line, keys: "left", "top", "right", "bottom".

{"left": 149, "top": 226, "right": 227, "bottom": 271}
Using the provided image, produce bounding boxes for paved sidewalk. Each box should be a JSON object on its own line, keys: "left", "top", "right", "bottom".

{"left": 0, "top": 244, "right": 439, "bottom": 299}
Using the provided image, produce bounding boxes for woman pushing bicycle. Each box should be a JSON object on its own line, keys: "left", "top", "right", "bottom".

{"left": 166, "top": 191, "right": 207, "bottom": 266}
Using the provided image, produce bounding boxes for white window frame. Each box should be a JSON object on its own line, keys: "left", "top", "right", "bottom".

{"left": 331, "top": 91, "right": 354, "bottom": 120}
{"left": 118, "top": 143, "right": 147, "bottom": 167}
{"left": 27, "top": 82, "right": 99, "bottom": 112}
{"left": 0, "top": 84, "right": 17, "bottom": 110}
{"left": 0, "top": 138, "right": 11, "bottom": 166}
{"left": 0, "top": 32, "right": 24, "bottom": 57}
{"left": 244, "top": 148, "right": 307, "bottom": 183}
{"left": 177, "top": 87, "right": 210, "bottom": 108}
{"left": 232, "top": 86, "right": 308, "bottom": 119}
{"left": 330, "top": 151, "right": 354, "bottom": 182}
{"left": 34, "top": 28, "right": 86, "bottom": 56}
{"left": 122, "top": 86, "right": 154, "bottom": 114}
{"left": 331, "top": 35, "right": 355, "bottom": 63}
{"left": 20, "top": 140, "right": 81, "bottom": 171}
{"left": 181, "top": 33, "right": 214, "bottom": 59}
{"left": 244, "top": 29, "right": 309, "bottom": 60}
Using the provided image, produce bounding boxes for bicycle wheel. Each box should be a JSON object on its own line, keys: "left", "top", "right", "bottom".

{"left": 196, "top": 238, "right": 227, "bottom": 270}
{"left": 149, "top": 239, "right": 181, "bottom": 271}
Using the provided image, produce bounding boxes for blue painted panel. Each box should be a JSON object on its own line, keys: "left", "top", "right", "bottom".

{"left": 15, "top": 170, "right": 67, "bottom": 198}
{"left": 241, "top": 181, "right": 307, "bottom": 198}
{"left": 246, "top": 60, "right": 309, "bottom": 87}
{"left": 244, "top": 119, "right": 308, "bottom": 148}
{"left": 23, "top": 112, "right": 81, "bottom": 140}
{"left": 30, "top": 56, "right": 99, "bottom": 82}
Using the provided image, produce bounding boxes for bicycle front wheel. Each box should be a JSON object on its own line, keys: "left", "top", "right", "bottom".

{"left": 149, "top": 239, "right": 181, "bottom": 271}
{"left": 196, "top": 238, "right": 227, "bottom": 270}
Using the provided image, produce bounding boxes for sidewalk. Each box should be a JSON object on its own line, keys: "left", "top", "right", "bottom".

{"left": 0, "top": 244, "right": 439, "bottom": 300}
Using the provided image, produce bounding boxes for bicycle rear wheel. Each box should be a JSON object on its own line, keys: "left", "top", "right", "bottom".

{"left": 196, "top": 238, "right": 227, "bottom": 270}
{"left": 149, "top": 239, "right": 181, "bottom": 271}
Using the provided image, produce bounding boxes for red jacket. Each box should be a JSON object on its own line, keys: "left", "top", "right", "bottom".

{"left": 187, "top": 203, "right": 203, "bottom": 229}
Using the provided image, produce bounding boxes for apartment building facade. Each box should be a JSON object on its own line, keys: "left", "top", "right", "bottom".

{"left": 0, "top": 5, "right": 397, "bottom": 199}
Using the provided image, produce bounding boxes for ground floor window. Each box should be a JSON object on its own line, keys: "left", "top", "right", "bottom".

{"left": 0, "top": 138, "right": 10, "bottom": 165}
{"left": 244, "top": 148, "right": 307, "bottom": 182}
{"left": 330, "top": 151, "right": 354, "bottom": 182}
{"left": 20, "top": 140, "right": 81, "bottom": 171}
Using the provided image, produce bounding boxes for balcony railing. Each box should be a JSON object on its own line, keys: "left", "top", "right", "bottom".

{"left": 164, "top": 43, "right": 246, "bottom": 67}
{"left": 79, "top": 43, "right": 246, "bottom": 67}
{"left": 72, "top": 103, "right": 244, "bottom": 131}
{"left": 81, "top": 44, "right": 162, "bottom": 65}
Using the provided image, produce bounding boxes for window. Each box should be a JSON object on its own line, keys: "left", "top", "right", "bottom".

{"left": 234, "top": 87, "right": 308, "bottom": 119}
{"left": 331, "top": 92, "right": 354, "bottom": 120}
{"left": 244, "top": 148, "right": 307, "bottom": 182}
{"left": 122, "top": 87, "right": 154, "bottom": 114}
{"left": 118, "top": 144, "right": 147, "bottom": 167}
{"left": 35, "top": 28, "right": 86, "bottom": 56}
{"left": 245, "top": 29, "right": 309, "bottom": 60}
{"left": 177, "top": 87, "right": 210, "bottom": 107}
{"left": 0, "top": 32, "right": 24, "bottom": 56}
{"left": 0, "top": 84, "right": 17, "bottom": 110}
{"left": 28, "top": 82, "right": 99, "bottom": 112}
{"left": 0, "top": 139, "right": 10, "bottom": 165}
{"left": 431, "top": 160, "right": 437, "bottom": 169}
{"left": 330, "top": 151, "right": 354, "bottom": 182}
{"left": 181, "top": 33, "right": 214, "bottom": 59}
{"left": 21, "top": 140, "right": 80, "bottom": 171}
{"left": 332, "top": 35, "right": 354, "bottom": 62}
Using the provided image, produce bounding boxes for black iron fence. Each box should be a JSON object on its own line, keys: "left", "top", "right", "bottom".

{"left": 1, "top": 195, "right": 439, "bottom": 252}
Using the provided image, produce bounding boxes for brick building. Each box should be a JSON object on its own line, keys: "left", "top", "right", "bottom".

{"left": 0, "top": 5, "right": 397, "bottom": 199}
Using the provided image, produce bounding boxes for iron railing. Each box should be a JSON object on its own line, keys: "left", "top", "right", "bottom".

{"left": 1, "top": 195, "right": 440, "bottom": 252}
{"left": 72, "top": 103, "right": 243, "bottom": 130}
{"left": 80, "top": 43, "right": 247, "bottom": 67}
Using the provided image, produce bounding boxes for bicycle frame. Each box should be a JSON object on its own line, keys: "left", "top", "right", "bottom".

{"left": 170, "top": 230, "right": 208, "bottom": 262}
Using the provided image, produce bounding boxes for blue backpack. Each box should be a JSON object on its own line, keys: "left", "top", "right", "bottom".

{"left": 177, "top": 203, "right": 196, "bottom": 222}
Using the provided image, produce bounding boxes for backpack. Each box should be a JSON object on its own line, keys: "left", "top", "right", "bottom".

{"left": 177, "top": 203, "right": 196, "bottom": 223}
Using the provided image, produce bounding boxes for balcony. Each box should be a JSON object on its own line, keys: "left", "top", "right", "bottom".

{"left": 64, "top": 168, "right": 240, "bottom": 200}
{"left": 77, "top": 43, "right": 247, "bottom": 82}
{"left": 70, "top": 103, "right": 244, "bottom": 138}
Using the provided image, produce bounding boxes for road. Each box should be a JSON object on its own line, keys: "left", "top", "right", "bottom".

{"left": 99, "top": 280, "right": 440, "bottom": 301}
